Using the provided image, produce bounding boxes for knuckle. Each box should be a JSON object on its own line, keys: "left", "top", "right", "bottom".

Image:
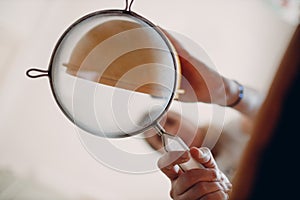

{"left": 202, "top": 190, "right": 228, "bottom": 200}
{"left": 182, "top": 170, "right": 196, "bottom": 183}
{"left": 218, "top": 190, "right": 229, "bottom": 199}
{"left": 169, "top": 189, "right": 174, "bottom": 199}
{"left": 179, "top": 169, "right": 203, "bottom": 186}
{"left": 209, "top": 169, "right": 220, "bottom": 180}
{"left": 203, "top": 195, "right": 214, "bottom": 200}
{"left": 196, "top": 182, "right": 224, "bottom": 198}
{"left": 196, "top": 182, "right": 209, "bottom": 194}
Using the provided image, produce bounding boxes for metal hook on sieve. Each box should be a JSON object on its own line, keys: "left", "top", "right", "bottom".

{"left": 124, "top": 0, "right": 135, "bottom": 12}
{"left": 26, "top": 68, "right": 49, "bottom": 78}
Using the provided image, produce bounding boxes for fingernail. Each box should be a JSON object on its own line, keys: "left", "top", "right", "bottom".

{"left": 174, "top": 165, "right": 180, "bottom": 173}
{"left": 199, "top": 148, "right": 208, "bottom": 158}
{"left": 198, "top": 148, "right": 210, "bottom": 163}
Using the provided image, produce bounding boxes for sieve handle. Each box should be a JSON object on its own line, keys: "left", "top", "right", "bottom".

{"left": 155, "top": 124, "right": 204, "bottom": 172}
{"left": 178, "top": 152, "right": 205, "bottom": 171}
{"left": 26, "top": 68, "right": 49, "bottom": 78}
{"left": 124, "top": 0, "right": 135, "bottom": 12}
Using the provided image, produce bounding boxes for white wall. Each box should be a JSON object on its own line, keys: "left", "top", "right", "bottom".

{"left": 0, "top": 0, "right": 297, "bottom": 199}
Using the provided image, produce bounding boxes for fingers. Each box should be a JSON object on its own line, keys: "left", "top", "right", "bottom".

{"left": 173, "top": 168, "right": 222, "bottom": 195}
{"left": 159, "top": 147, "right": 232, "bottom": 200}
{"left": 158, "top": 147, "right": 218, "bottom": 180}
{"left": 174, "top": 182, "right": 225, "bottom": 200}
{"left": 200, "top": 190, "right": 229, "bottom": 200}
{"left": 190, "top": 147, "right": 218, "bottom": 169}
{"left": 220, "top": 173, "right": 232, "bottom": 193}
{"left": 158, "top": 151, "right": 189, "bottom": 180}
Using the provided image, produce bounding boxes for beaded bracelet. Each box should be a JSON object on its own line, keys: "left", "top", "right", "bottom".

{"left": 227, "top": 81, "right": 244, "bottom": 107}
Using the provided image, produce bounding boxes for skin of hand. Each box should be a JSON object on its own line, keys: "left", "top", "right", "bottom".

{"left": 162, "top": 29, "right": 233, "bottom": 105}
{"left": 158, "top": 147, "right": 232, "bottom": 200}
{"left": 162, "top": 29, "right": 263, "bottom": 118}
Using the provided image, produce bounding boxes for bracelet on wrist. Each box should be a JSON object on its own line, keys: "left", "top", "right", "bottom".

{"left": 227, "top": 80, "right": 244, "bottom": 107}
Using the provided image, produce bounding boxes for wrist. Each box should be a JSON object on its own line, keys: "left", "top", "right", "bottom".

{"left": 223, "top": 78, "right": 243, "bottom": 107}
{"left": 227, "top": 81, "right": 244, "bottom": 107}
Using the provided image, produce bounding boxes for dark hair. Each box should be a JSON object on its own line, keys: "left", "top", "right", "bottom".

{"left": 231, "top": 25, "right": 300, "bottom": 200}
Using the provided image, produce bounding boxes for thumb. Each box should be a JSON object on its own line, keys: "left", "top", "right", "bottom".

{"left": 190, "top": 147, "right": 218, "bottom": 169}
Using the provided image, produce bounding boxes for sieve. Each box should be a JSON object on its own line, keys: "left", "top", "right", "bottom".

{"left": 26, "top": 0, "right": 203, "bottom": 171}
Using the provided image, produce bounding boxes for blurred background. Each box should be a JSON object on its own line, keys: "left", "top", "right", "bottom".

{"left": 0, "top": 0, "right": 298, "bottom": 199}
